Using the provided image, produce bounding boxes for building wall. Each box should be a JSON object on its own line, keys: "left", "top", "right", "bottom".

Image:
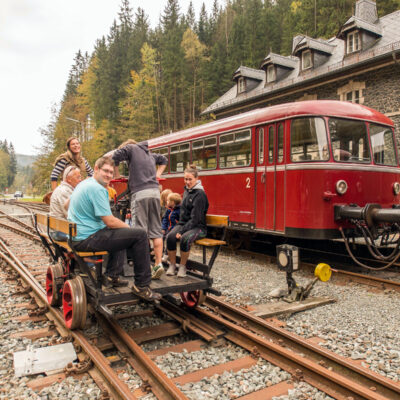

{"left": 219, "top": 63, "right": 400, "bottom": 138}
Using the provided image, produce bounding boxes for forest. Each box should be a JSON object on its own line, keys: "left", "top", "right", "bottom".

{"left": 32, "top": 0, "right": 400, "bottom": 193}
{"left": 0, "top": 140, "right": 17, "bottom": 192}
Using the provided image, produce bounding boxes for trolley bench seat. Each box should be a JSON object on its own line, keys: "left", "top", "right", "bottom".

{"left": 35, "top": 213, "right": 107, "bottom": 257}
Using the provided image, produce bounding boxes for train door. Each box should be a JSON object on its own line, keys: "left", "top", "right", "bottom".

{"left": 262, "top": 123, "right": 285, "bottom": 232}
{"left": 255, "top": 126, "right": 267, "bottom": 228}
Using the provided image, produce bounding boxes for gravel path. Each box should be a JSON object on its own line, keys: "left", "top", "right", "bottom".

{"left": 1, "top": 202, "right": 399, "bottom": 399}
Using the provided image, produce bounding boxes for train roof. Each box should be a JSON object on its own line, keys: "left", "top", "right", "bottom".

{"left": 149, "top": 100, "right": 394, "bottom": 147}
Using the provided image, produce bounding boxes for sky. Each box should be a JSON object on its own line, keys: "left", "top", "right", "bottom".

{"left": 0, "top": 0, "right": 215, "bottom": 156}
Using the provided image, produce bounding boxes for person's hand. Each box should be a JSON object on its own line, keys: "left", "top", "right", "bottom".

{"left": 176, "top": 233, "right": 181, "bottom": 239}
{"left": 162, "top": 229, "right": 166, "bottom": 234}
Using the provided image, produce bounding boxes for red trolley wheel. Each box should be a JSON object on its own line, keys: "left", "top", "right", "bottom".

{"left": 46, "top": 264, "right": 64, "bottom": 306}
{"left": 62, "top": 276, "right": 87, "bottom": 330}
{"left": 180, "top": 290, "right": 206, "bottom": 308}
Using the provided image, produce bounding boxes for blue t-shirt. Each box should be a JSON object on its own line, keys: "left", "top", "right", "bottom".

{"left": 68, "top": 177, "right": 111, "bottom": 241}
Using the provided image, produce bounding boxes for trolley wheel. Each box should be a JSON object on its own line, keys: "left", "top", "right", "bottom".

{"left": 46, "top": 264, "right": 64, "bottom": 306}
{"left": 62, "top": 276, "right": 87, "bottom": 330}
{"left": 180, "top": 290, "right": 206, "bottom": 308}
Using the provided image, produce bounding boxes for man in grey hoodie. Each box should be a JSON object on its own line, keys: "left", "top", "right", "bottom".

{"left": 111, "top": 140, "right": 168, "bottom": 278}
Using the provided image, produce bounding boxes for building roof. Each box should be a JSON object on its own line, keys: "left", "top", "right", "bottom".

{"left": 232, "top": 66, "right": 264, "bottom": 81}
{"left": 337, "top": 16, "right": 382, "bottom": 38}
{"left": 293, "top": 36, "right": 335, "bottom": 56}
{"left": 261, "top": 53, "right": 298, "bottom": 70}
{"left": 202, "top": 6, "right": 400, "bottom": 116}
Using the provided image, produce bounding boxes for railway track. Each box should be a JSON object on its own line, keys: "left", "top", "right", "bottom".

{"left": 0, "top": 206, "right": 400, "bottom": 398}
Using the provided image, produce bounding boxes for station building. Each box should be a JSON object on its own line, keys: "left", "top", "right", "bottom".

{"left": 202, "top": 0, "right": 400, "bottom": 134}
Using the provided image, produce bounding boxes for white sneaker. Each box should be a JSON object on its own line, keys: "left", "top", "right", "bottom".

{"left": 166, "top": 264, "right": 176, "bottom": 276}
{"left": 162, "top": 254, "right": 169, "bottom": 262}
{"left": 177, "top": 264, "right": 187, "bottom": 278}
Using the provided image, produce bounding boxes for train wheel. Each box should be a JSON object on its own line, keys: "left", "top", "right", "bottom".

{"left": 62, "top": 276, "right": 87, "bottom": 330}
{"left": 180, "top": 290, "right": 206, "bottom": 308}
{"left": 46, "top": 264, "right": 64, "bottom": 306}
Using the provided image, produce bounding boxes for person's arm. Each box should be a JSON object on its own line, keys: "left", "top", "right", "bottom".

{"left": 85, "top": 159, "right": 94, "bottom": 177}
{"left": 64, "top": 198, "right": 70, "bottom": 212}
{"left": 101, "top": 215, "right": 130, "bottom": 229}
{"left": 180, "top": 194, "right": 207, "bottom": 233}
{"left": 156, "top": 164, "right": 166, "bottom": 179}
{"left": 113, "top": 166, "right": 121, "bottom": 178}
{"left": 50, "top": 159, "right": 67, "bottom": 189}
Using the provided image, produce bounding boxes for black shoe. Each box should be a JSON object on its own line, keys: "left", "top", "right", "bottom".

{"left": 131, "top": 284, "right": 162, "bottom": 301}
{"left": 103, "top": 275, "right": 129, "bottom": 287}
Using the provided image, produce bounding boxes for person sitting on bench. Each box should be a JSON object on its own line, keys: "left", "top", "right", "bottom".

{"left": 68, "top": 156, "right": 161, "bottom": 300}
{"left": 49, "top": 165, "right": 82, "bottom": 241}
{"left": 166, "top": 165, "right": 209, "bottom": 278}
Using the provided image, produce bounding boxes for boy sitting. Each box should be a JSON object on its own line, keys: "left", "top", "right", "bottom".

{"left": 152, "top": 192, "right": 182, "bottom": 279}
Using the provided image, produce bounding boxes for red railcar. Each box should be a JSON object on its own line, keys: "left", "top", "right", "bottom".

{"left": 112, "top": 100, "right": 400, "bottom": 241}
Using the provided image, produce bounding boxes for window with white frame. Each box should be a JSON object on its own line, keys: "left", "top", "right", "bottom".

{"left": 267, "top": 65, "right": 276, "bottom": 83}
{"left": 347, "top": 31, "right": 360, "bottom": 54}
{"left": 302, "top": 50, "right": 312, "bottom": 70}
{"left": 338, "top": 80, "right": 365, "bottom": 104}
{"left": 238, "top": 77, "right": 246, "bottom": 93}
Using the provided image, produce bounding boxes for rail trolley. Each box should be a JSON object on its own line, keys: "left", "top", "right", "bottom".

{"left": 35, "top": 212, "right": 227, "bottom": 330}
{"left": 110, "top": 100, "right": 400, "bottom": 266}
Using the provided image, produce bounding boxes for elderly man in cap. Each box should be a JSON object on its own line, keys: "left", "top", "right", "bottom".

{"left": 49, "top": 165, "right": 82, "bottom": 241}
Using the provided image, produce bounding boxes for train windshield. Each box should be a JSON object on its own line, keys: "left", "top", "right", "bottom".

{"left": 328, "top": 118, "right": 370, "bottom": 163}
{"left": 290, "top": 117, "right": 328, "bottom": 162}
{"left": 369, "top": 124, "right": 397, "bottom": 166}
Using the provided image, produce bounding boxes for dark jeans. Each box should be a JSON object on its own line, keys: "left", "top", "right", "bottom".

{"left": 73, "top": 227, "right": 151, "bottom": 287}
{"left": 166, "top": 225, "right": 206, "bottom": 253}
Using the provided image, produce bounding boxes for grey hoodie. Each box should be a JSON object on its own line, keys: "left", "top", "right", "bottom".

{"left": 112, "top": 141, "right": 167, "bottom": 195}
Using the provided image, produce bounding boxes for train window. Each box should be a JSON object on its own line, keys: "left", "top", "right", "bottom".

{"left": 268, "top": 126, "right": 274, "bottom": 162}
{"left": 152, "top": 147, "right": 169, "bottom": 174}
{"left": 370, "top": 124, "right": 397, "bottom": 166}
{"left": 219, "top": 130, "right": 251, "bottom": 168}
{"left": 277, "top": 124, "right": 284, "bottom": 163}
{"left": 290, "top": 118, "right": 328, "bottom": 162}
{"left": 329, "top": 118, "right": 370, "bottom": 163}
{"left": 258, "top": 128, "right": 264, "bottom": 164}
{"left": 170, "top": 143, "right": 190, "bottom": 172}
{"left": 192, "top": 137, "right": 217, "bottom": 170}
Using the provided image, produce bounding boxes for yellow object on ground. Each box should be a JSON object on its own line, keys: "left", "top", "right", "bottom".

{"left": 314, "top": 263, "right": 332, "bottom": 282}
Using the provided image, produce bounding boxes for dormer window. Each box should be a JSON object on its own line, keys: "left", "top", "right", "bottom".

{"left": 267, "top": 65, "right": 276, "bottom": 83}
{"left": 302, "top": 50, "right": 312, "bottom": 70}
{"left": 347, "top": 31, "right": 360, "bottom": 53}
{"left": 238, "top": 77, "right": 246, "bottom": 94}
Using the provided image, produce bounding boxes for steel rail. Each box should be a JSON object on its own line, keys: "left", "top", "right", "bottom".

{"left": 0, "top": 238, "right": 137, "bottom": 400}
{"left": 0, "top": 220, "right": 40, "bottom": 242}
{"left": 98, "top": 313, "right": 189, "bottom": 400}
{"left": 0, "top": 209, "right": 36, "bottom": 233}
{"left": 199, "top": 295, "right": 400, "bottom": 400}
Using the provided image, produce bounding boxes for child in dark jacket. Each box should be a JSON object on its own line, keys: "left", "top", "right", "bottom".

{"left": 161, "top": 192, "right": 182, "bottom": 263}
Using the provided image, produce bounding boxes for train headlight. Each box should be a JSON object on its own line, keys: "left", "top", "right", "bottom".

{"left": 393, "top": 182, "right": 400, "bottom": 195}
{"left": 336, "top": 180, "right": 348, "bottom": 195}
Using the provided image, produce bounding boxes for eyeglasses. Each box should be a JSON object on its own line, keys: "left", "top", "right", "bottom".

{"left": 100, "top": 168, "right": 114, "bottom": 175}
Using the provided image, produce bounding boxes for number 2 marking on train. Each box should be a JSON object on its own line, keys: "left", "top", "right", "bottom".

{"left": 246, "top": 177, "right": 251, "bottom": 188}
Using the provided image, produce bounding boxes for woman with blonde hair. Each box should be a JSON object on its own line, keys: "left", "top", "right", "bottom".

{"left": 50, "top": 137, "right": 93, "bottom": 190}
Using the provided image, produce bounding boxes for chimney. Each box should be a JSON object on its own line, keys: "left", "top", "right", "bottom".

{"left": 355, "top": 0, "right": 378, "bottom": 23}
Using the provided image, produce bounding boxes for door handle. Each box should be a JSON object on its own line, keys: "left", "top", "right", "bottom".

{"left": 261, "top": 173, "right": 266, "bottom": 183}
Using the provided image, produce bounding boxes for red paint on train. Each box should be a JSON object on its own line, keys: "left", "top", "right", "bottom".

{"left": 114, "top": 100, "right": 400, "bottom": 239}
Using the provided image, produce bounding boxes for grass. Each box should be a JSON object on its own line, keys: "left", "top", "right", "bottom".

{"left": 17, "top": 197, "right": 44, "bottom": 203}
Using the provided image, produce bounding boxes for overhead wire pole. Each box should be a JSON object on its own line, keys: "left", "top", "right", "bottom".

{"left": 65, "top": 117, "right": 85, "bottom": 142}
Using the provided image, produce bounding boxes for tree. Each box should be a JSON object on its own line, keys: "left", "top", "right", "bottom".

{"left": 119, "top": 43, "right": 158, "bottom": 142}
{"left": 181, "top": 29, "right": 208, "bottom": 122}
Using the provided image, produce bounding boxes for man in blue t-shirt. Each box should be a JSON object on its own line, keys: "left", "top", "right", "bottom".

{"left": 68, "top": 156, "right": 161, "bottom": 301}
